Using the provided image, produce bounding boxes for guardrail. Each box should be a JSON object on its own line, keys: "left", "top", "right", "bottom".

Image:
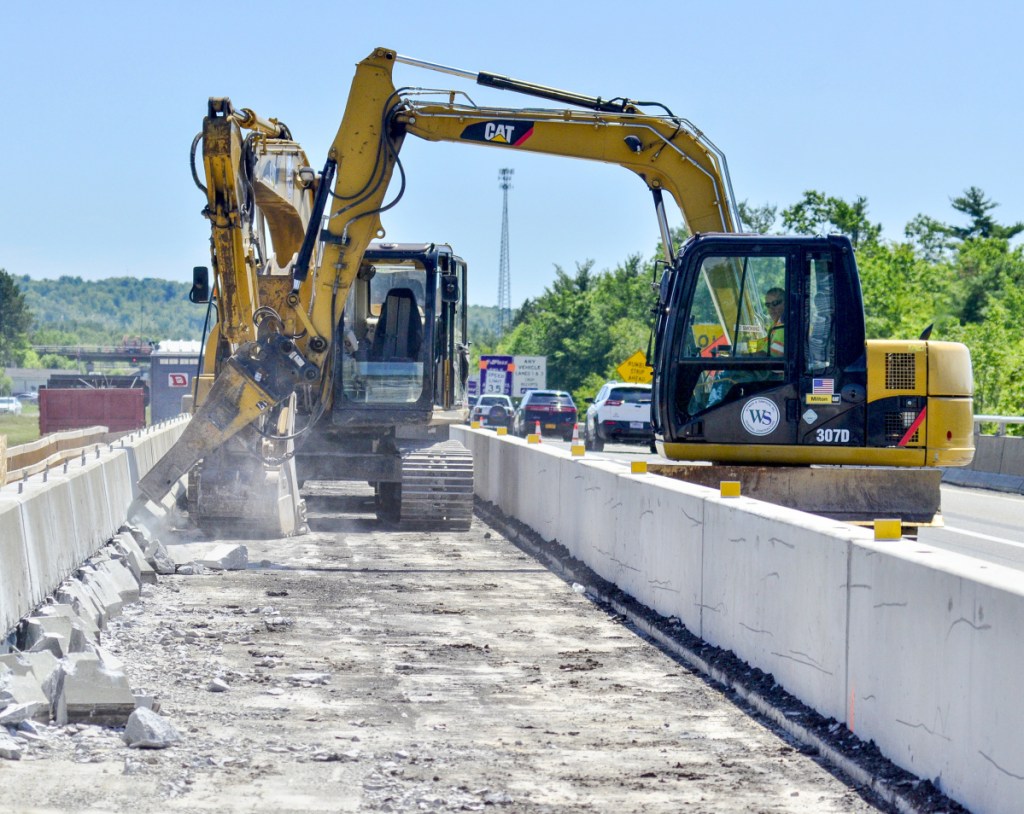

{"left": 4, "top": 427, "right": 118, "bottom": 484}
{"left": 31, "top": 344, "right": 154, "bottom": 356}
{"left": 974, "top": 414, "right": 1024, "bottom": 435}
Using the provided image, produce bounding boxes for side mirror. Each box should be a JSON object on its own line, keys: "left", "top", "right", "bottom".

{"left": 190, "top": 266, "right": 210, "bottom": 304}
{"left": 657, "top": 268, "right": 673, "bottom": 305}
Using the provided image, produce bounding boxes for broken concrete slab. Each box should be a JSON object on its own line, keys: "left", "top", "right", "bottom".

{"left": 52, "top": 653, "right": 136, "bottom": 726}
{"left": 78, "top": 569, "right": 123, "bottom": 620}
{"left": 132, "top": 694, "right": 161, "bottom": 713}
{"left": 111, "top": 532, "right": 157, "bottom": 585}
{"left": 91, "top": 559, "right": 141, "bottom": 605}
{"left": 33, "top": 602, "right": 100, "bottom": 643}
{"left": 144, "top": 539, "right": 177, "bottom": 576}
{"left": 123, "top": 707, "right": 181, "bottom": 749}
{"left": 118, "top": 524, "right": 147, "bottom": 547}
{"left": 175, "top": 563, "right": 213, "bottom": 576}
{"left": 165, "top": 542, "right": 248, "bottom": 572}
{"left": 0, "top": 653, "right": 54, "bottom": 721}
{"left": 0, "top": 700, "right": 49, "bottom": 726}
{"left": 0, "top": 732, "right": 22, "bottom": 760}
{"left": 28, "top": 634, "right": 66, "bottom": 659}
{"left": 23, "top": 615, "right": 73, "bottom": 655}
{"left": 200, "top": 543, "right": 248, "bottom": 571}
{"left": 54, "top": 581, "right": 106, "bottom": 632}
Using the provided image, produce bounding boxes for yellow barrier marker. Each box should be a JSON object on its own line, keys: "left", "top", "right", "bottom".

{"left": 570, "top": 444, "right": 585, "bottom": 457}
{"left": 874, "top": 519, "right": 903, "bottom": 541}
{"left": 470, "top": 420, "right": 481, "bottom": 429}
{"left": 527, "top": 433, "right": 541, "bottom": 444}
{"left": 496, "top": 427, "right": 508, "bottom": 436}
{"left": 720, "top": 480, "right": 741, "bottom": 498}
{"left": 631, "top": 461, "right": 648, "bottom": 474}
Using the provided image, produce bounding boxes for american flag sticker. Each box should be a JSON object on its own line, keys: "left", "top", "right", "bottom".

{"left": 812, "top": 378, "right": 835, "bottom": 395}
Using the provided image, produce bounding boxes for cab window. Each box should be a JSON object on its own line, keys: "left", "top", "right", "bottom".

{"left": 805, "top": 253, "right": 835, "bottom": 373}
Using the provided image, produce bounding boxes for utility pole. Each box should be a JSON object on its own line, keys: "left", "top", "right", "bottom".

{"left": 497, "top": 168, "right": 513, "bottom": 334}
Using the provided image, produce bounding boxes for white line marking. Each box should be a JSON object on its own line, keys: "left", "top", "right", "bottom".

{"left": 939, "top": 525, "right": 1024, "bottom": 549}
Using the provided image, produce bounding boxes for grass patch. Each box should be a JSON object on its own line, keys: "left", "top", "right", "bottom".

{"left": 0, "top": 404, "right": 40, "bottom": 447}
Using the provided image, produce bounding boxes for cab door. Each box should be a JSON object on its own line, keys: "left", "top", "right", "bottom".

{"left": 794, "top": 247, "right": 868, "bottom": 449}
{"left": 659, "top": 238, "right": 799, "bottom": 446}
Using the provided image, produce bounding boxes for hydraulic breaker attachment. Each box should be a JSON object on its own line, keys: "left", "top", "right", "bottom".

{"left": 136, "top": 334, "right": 317, "bottom": 506}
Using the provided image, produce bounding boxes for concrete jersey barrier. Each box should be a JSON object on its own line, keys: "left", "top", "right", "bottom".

{"left": 0, "top": 418, "right": 188, "bottom": 641}
{"left": 453, "top": 425, "right": 1024, "bottom": 814}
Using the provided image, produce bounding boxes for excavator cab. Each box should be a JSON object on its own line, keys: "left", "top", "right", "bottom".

{"left": 332, "top": 242, "right": 469, "bottom": 424}
{"left": 295, "top": 241, "right": 474, "bottom": 529}
{"left": 653, "top": 233, "right": 971, "bottom": 467}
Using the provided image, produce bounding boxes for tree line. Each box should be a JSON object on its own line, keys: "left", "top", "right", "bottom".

{"left": 0, "top": 275, "right": 205, "bottom": 379}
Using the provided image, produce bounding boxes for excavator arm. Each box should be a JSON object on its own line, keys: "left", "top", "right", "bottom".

{"left": 137, "top": 46, "right": 741, "bottom": 515}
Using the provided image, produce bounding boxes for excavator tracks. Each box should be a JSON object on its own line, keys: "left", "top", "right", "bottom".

{"left": 378, "top": 439, "right": 474, "bottom": 530}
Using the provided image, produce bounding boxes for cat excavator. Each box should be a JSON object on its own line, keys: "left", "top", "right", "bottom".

{"left": 136, "top": 94, "right": 473, "bottom": 534}
{"left": 134, "top": 46, "right": 974, "bottom": 536}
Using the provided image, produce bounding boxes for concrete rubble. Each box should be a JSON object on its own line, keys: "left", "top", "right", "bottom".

{"left": 123, "top": 706, "right": 181, "bottom": 749}
{"left": 0, "top": 731, "right": 23, "bottom": 760}
{"left": 0, "top": 522, "right": 212, "bottom": 760}
{"left": 165, "top": 542, "right": 249, "bottom": 572}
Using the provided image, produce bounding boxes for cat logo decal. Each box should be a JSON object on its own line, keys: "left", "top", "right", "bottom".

{"left": 460, "top": 120, "right": 535, "bottom": 146}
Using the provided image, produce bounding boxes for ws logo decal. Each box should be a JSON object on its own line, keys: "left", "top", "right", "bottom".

{"left": 740, "top": 397, "right": 780, "bottom": 436}
{"left": 460, "top": 121, "right": 535, "bottom": 147}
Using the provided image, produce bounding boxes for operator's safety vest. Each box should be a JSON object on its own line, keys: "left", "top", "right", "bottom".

{"left": 769, "top": 323, "right": 785, "bottom": 357}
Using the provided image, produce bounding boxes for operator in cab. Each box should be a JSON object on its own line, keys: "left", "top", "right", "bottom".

{"left": 765, "top": 287, "right": 785, "bottom": 357}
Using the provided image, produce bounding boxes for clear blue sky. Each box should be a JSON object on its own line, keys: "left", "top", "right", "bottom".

{"left": 3, "top": 1, "right": 1021, "bottom": 308}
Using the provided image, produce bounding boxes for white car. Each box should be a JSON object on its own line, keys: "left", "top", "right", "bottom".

{"left": 583, "top": 382, "right": 653, "bottom": 451}
{"left": 470, "top": 394, "right": 514, "bottom": 429}
{"left": 0, "top": 396, "right": 23, "bottom": 415}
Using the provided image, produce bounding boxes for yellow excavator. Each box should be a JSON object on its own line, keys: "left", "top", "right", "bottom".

{"left": 135, "top": 46, "right": 973, "bottom": 535}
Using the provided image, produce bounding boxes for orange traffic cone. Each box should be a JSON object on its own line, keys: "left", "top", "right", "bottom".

{"left": 571, "top": 423, "right": 580, "bottom": 444}
{"left": 534, "top": 420, "right": 542, "bottom": 441}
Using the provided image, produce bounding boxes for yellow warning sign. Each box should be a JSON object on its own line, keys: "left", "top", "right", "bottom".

{"left": 692, "top": 323, "right": 725, "bottom": 355}
{"left": 616, "top": 350, "right": 653, "bottom": 383}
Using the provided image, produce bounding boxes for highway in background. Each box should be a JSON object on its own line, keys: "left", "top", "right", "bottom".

{"left": 530, "top": 434, "right": 1024, "bottom": 572}
{"left": 919, "top": 485, "right": 1024, "bottom": 570}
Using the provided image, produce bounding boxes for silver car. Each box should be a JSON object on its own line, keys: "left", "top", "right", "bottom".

{"left": 470, "top": 394, "right": 514, "bottom": 429}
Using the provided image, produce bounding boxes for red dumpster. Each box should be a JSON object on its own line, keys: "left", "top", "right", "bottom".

{"left": 38, "top": 388, "right": 145, "bottom": 435}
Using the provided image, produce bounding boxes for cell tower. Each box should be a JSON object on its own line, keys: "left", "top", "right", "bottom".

{"left": 496, "top": 168, "right": 514, "bottom": 334}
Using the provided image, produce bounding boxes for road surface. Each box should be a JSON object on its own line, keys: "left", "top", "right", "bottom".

{"left": 0, "top": 484, "right": 909, "bottom": 813}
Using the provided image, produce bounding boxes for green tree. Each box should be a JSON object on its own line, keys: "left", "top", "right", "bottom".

{"left": 949, "top": 237, "right": 1024, "bottom": 325}
{"left": 502, "top": 262, "right": 604, "bottom": 394}
{"left": 738, "top": 200, "right": 778, "bottom": 234}
{"left": 0, "top": 269, "right": 33, "bottom": 366}
{"left": 943, "top": 285, "right": 1024, "bottom": 418}
{"left": 944, "top": 187, "right": 1024, "bottom": 241}
{"left": 904, "top": 214, "right": 955, "bottom": 263}
{"left": 907, "top": 188, "right": 1024, "bottom": 261}
{"left": 856, "top": 241, "right": 956, "bottom": 339}
{"left": 781, "top": 190, "right": 882, "bottom": 248}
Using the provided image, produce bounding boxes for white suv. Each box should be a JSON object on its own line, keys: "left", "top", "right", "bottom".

{"left": 0, "top": 396, "right": 23, "bottom": 415}
{"left": 470, "top": 394, "right": 514, "bottom": 429}
{"left": 583, "top": 382, "right": 653, "bottom": 451}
